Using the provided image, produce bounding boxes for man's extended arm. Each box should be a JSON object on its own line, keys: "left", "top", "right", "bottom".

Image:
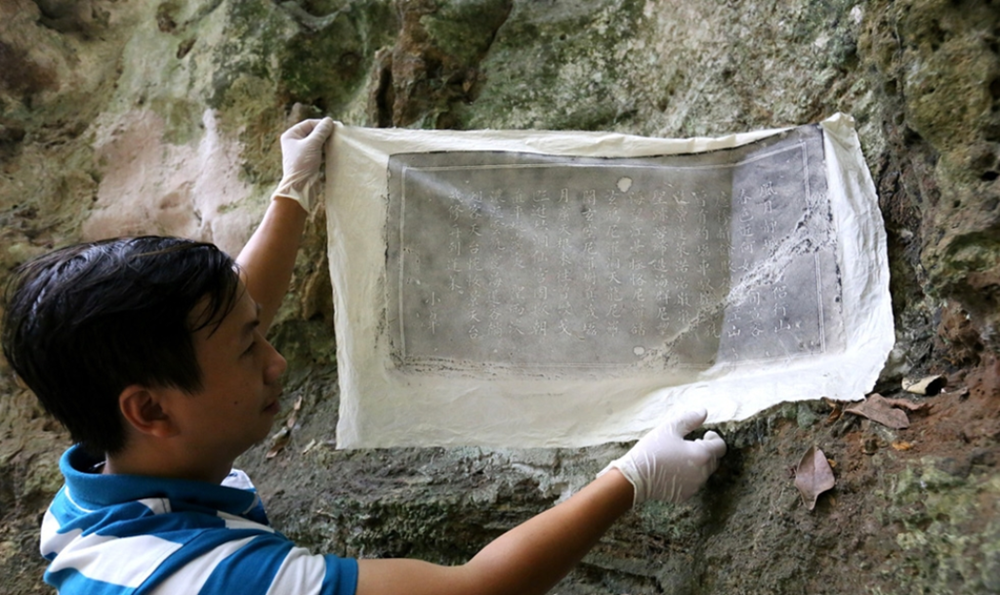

{"left": 356, "top": 409, "right": 726, "bottom": 595}
{"left": 236, "top": 118, "right": 334, "bottom": 333}
{"left": 357, "top": 468, "right": 633, "bottom": 595}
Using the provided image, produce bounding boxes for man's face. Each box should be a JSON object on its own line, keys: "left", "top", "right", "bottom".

{"left": 172, "top": 285, "right": 287, "bottom": 463}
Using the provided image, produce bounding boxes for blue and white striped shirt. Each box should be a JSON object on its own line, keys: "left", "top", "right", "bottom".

{"left": 41, "top": 445, "right": 358, "bottom": 594}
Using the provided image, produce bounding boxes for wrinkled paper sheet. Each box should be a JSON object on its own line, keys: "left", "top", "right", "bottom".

{"left": 325, "top": 113, "right": 893, "bottom": 449}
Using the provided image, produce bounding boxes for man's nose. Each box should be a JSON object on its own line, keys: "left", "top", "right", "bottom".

{"left": 263, "top": 340, "right": 287, "bottom": 382}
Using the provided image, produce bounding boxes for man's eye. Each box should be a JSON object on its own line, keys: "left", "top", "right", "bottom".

{"left": 243, "top": 342, "right": 256, "bottom": 356}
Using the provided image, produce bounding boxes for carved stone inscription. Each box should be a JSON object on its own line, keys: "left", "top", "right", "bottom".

{"left": 386, "top": 126, "right": 842, "bottom": 374}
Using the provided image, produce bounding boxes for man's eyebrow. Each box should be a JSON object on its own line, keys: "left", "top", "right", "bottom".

{"left": 241, "top": 303, "right": 263, "bottom": 337}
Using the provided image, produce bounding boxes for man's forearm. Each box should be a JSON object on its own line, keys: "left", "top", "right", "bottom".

{"left": 236, "top": 117, "right": 333, "bottom": 332}
{"left": 355, "top": 469, "right": 634, "bottom": 595}
{"left": 463, "top": 468, "right": 634, "bottom": 594}
{"left": 235, "top": 196, "right": 308, "bottom": 333}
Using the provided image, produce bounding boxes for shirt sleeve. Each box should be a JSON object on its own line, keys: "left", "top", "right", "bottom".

{"left": 146, "top": 530, "right": 358, "bottom": 595}
{"left": 263, "top": 546, "right": 359, "bottom": 595}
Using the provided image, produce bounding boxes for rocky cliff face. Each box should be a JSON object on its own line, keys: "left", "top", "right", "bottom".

{"left": 1, "top": 0, "right": 998, "bottom": 593}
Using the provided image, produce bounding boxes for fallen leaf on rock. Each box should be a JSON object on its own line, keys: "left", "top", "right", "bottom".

{"left": 891, "top": 441, "right": 914, "bottom": 451}
{"left": 300, "top": 438, "right": 318, "bottom": 454}
{"left": 902, "top": 375, "right": 945, "bottom": 396}
{"left": 822, "top": 398, "right": 844, "bottom": 423}
{"left": 794, "top": 446, "right": 836, "bottom": 511}
{"left": 266, "top": 427, "right": 291, "bottom": 459}
{"left": 845, "top": 393, "right": 910, "bottom": 429}
{"left": 883, "top": 397, "right": 931, "bottom": 413}
{"left": 286, "top": 396, "right": 303, "bottom": 430}
{"left": 946, "top": 386, "right": 970, "bottom": 399}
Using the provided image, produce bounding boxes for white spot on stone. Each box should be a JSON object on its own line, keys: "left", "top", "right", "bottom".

{"left": 633, "top": 346, "right": 645, "bottom": 356}
{"left": 617, "top": 177, "right": 633, "bottom": 192}
{"left": 850, "top": 5, "right": 864, "bottom": 25}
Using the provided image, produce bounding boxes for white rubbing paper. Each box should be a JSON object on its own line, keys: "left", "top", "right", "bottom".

{"left": 325, "top": 114, "right": 893, "bottom": 448}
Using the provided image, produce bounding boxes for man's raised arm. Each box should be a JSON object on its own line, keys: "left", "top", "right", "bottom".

{"left": 236, "top": 117, "right": 334, "bottom": 333}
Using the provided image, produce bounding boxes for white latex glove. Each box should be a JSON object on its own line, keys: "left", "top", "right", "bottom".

{"left": 271, "top": 117, "right": 336, "bottom": 211}
{"left": 600, "top": 408, "right": 726, "bottom": 507}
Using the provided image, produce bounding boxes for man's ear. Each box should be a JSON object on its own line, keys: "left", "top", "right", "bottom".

{"left": 118, "top": 385, "right": 179, "bottom": 439}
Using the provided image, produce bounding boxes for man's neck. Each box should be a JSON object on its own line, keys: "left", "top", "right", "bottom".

{"left": 103, "top": 442, "right": 234, "bottom": 485}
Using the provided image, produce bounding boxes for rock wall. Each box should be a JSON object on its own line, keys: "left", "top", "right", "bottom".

{"left": 1, "top": 0, "right": 998, "bottom": 593}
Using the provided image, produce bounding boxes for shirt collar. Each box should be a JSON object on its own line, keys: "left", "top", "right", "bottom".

{"left": 60, "top": 444, "right": 262, "bottom": 519}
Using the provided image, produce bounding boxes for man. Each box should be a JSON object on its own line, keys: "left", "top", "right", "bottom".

{"left": 1, "top": 118, "right": 727, "bottom": 594}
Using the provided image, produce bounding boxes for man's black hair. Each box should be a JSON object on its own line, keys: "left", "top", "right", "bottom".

{"left": 1, "top": 236, "right": 242, "bottom": 456}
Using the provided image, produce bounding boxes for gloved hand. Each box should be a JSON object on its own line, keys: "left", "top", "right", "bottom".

{"left": 600, "top": 408, "right": 726, "bottom": 507}
{"left": 272, "top": 117, "right": 336, "bottom": 211}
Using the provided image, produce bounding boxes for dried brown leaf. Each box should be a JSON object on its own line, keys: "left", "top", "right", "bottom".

{"left": 860, "top": 436, "right": 879, "bottom": 455}
{"left": 822, "top": 398, "right": 844, "bottom": 423}
{"left": 882, "top": 398, "right": 931, "bottom": 413}
{"left": 300, "top": 438, "right": 318, "bottom": 454}
{"left": 266, "top": 428, "right": 291, "bottom": 459}
{"left": 285, "top": 396, "right": 304, "bottom": 430}
{"left": 794, "top": 446, "right": 836, "bottom": 511}
{"left": 845, "top": 394, "right": 910, "bottom": 429}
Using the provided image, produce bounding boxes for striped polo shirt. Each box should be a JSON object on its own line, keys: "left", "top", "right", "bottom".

{"left": 41, "top": 445, "right": 358, "bottom": 594}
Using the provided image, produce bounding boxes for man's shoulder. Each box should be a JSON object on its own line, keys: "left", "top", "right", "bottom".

{"left": 43, "top": 451, "right": 358, "bottom": 594}
{"left": 42, "top": 472, "right": 278, "bottom": 561}
{"left": 41, "top": 477, "right": 349, "bottom": 594}
{"left": 42, "top": 499, "right": 358, "bottom": 595}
